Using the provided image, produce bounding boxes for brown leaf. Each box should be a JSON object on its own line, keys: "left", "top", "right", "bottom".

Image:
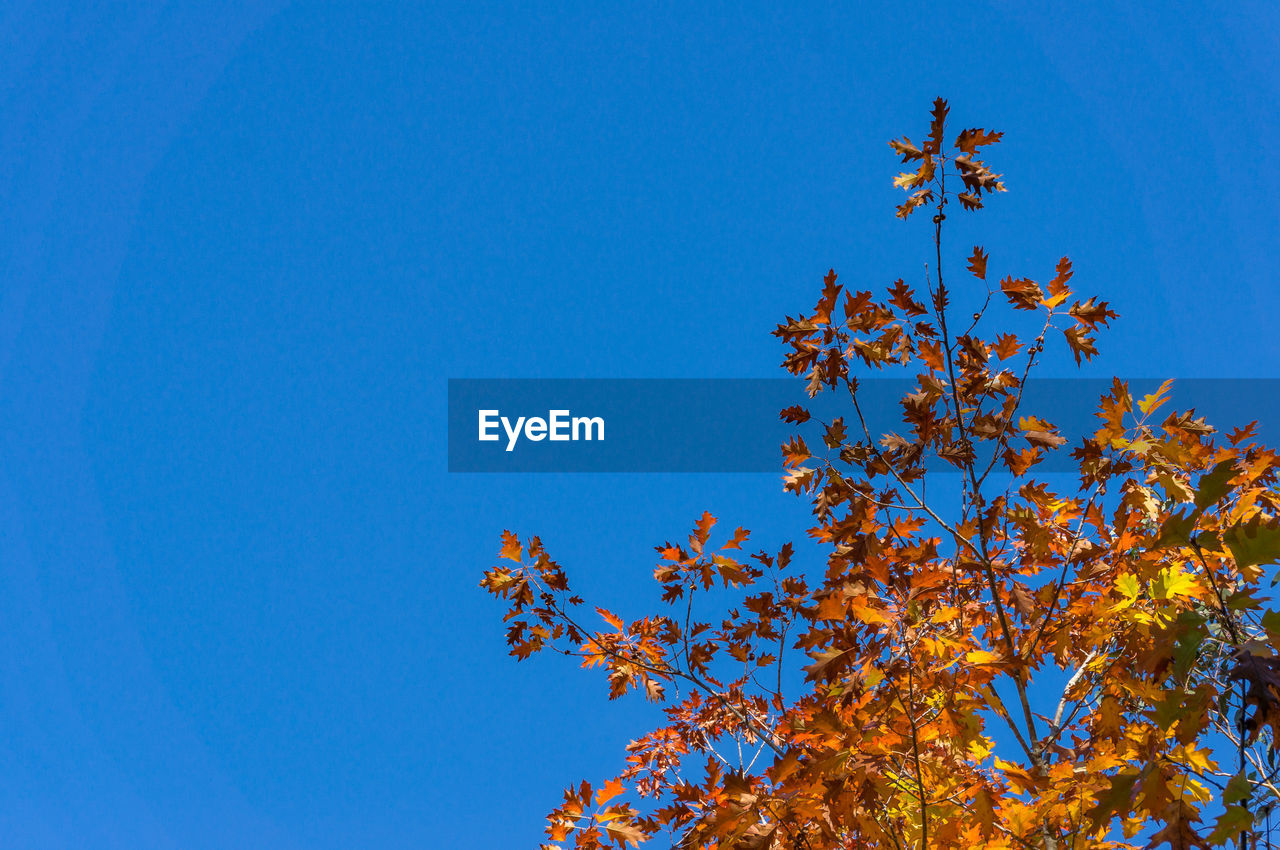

{"left": 1009, "top": 581, "right": 1035, "bottom": 617}
{"left": 954, "top": 127, "right": 1003, "bottom": 154}
{"left": 925, "top": 97, "right": 949, "bottom": 154}
{"left": 1001, "top": 276, "right": 1044, "bottom": 310}
{"left": 967, "top": 246, "right": 989, "bottom": 280}
{"left": 1025, "top": 430, "right": 1068, "bottom": 449}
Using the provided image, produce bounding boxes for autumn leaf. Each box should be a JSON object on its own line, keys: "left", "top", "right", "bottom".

{"left": 1145, "top": 802, "right": 1209, "bottom": 850}
{"left": 597, "top": 607, "right": 625, "bottom": 631}
{"left": 954, "top": 128, "right": 1003, "bottom": 154}
{"left": 500, "top": 530, "right": 523, "bottom": 561}
{"left": 604, "top": 817, "right": 646, "bottom": 847}
{"left": 1086, "top": 771, "right": 1138, "bottom": 830}
{"left": 1151, "top": 567, "right": 1199, "bottom": 601}
{"left": 993, "top": 333, "right": 1021, "bottom": 359}
{"left": 888, "top": 279, "right": 928, "bottom": 316}
{"left": 1194, "top": 459, "right": 1238, "bottom": 509}
{"left": 1207, "top": 805, "right": 1253, "bottom": 845}
{"left": 1064, "top": 325, "right": 1099, "bottom": 364}
{"left": 925, "top": 97, "right": 949, "bottom": 154}
{"left": 782, "top": 435, "right": 811, "bottom": 468}
{"left": 889, "top": 137, "right": 924, "bottom": 162}
{"left": 1047, "top": 256, "right": 1073, "bottom": 297}
{"left": 1222, "top": 516, "right": 1280, "bottom": 569}
{"left": 967, "top": 246, "right": 988, "bottom": 280}
{"left": 1001, "top": 276, "right": 1044, "bottom": 310}
{"left": 1009, "top": 581, "right": 1035, "bottom": 617}
{"left": 596, "top": 777, "right": 626, "bottom": 806}
{"left": 780, "top": 405, "right": 811, "bottom": 424}
{"left": 690, "top": 511, "right": 717, "bottom": 553}
{"left": 1069, "top": 297, "right": 1118, "bottom": 329}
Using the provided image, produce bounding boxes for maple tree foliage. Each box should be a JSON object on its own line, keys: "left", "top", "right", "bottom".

{"left": 481, "top": 99, "right": 1280, "bottom": 850}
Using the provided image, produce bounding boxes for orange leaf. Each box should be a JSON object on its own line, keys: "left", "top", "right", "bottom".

{"left": 595, "top": 777, "right": 625, "bottom": 807}
{"left": 597, "top": 607, "right": 625, "bottom": 631}
{"left": 499, "top": 530, "right": 522, "bottom": 561}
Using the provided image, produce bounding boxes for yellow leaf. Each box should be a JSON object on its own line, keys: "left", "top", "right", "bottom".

{"left": 1151, "top": 567, "right": 1199, "bottom": 601}
{"left": 930, "top": 605, "right": 960, "bottom": 624}
{"left": 1114, "top": 573, "right": 1141, "bottom": 603}
{"left": 1138, "top": 379, "right": 1175, "bottom": 416}
{"left": 1040, "top": 289, "right": 1071, "bottom": 309}
{"left": 848, "top": 597, "right": 891, "bottom": 626}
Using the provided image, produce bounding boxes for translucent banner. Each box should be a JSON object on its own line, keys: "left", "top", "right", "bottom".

{"left": 447, "top": 378, "right": 1280, "bottom": 473}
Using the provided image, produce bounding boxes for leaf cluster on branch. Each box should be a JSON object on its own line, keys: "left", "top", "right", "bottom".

{"left": 481, "top": 99, "right": 1280, "bottom": 850}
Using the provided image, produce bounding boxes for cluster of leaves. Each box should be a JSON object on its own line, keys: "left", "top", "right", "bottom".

{"left": 481, "top": 100, "right": 1280, "bottom": 850}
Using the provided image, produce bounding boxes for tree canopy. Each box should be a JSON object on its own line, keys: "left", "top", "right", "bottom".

{"left": 482, "top": 100, "right": 1280, "bottom": 850}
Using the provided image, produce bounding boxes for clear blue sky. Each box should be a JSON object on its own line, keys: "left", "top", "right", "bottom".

{"left": 0, "top": 2, "right": 1276, "bottom": 847}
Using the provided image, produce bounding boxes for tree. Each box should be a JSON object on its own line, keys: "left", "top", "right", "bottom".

{"left": 481, "top": 100, "right": 1280, "bottom": 850}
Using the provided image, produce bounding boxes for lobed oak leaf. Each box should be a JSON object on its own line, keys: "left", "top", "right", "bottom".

{"left": 812, "top": 269, "right": 841, "bottom": 324}
{"left": 993, "top": 333, "right": 1021, "bottom": 360}
{"left": 889, "top": 137, "right": 924, "bottom": 162}
{"left": 954, "top": 154, "right": 1005, "bottom": 194}
{"left": 1047, "top": 256, "right": 1074, "bottom": 295}
{"left": 1223, "top": 515, "right": 1280, "bottom": 569}
{"left": 803, "top": 646, "right": 852, "bottom": 681}
{"left": 919, "top": 339, "right": 946, "bottom": 371}
{"left": 1001, "top": 276, "right": 1044, "bottom": 310}
{"left": 721, "top": 526, "right": 751, "bottom": 551}
{"left": 1040, "top": 288, "right": 1072, "bottom": 310}
{"left": 1207, "top": 806, "right": 1253, "bottom": 846}
{"left": 1064, "top": 326, "right": 1099, "bottom": 364}
{"left": 1150, "top": 567, "right": 1199, "bottom": 601}
{"left": 894, "top": 170, "right": 927, "bottom": 189}
{"left": 1138, "top": 378, "right": 1175, "bottom": 417}
{"left": 1086, "top": 771, "right": 1139, "bottom": 831}
{"left": 1145, "top": 802, "right": 1209, "bottom": 850}
{"left": 1162, "top": 409, "right": 1215, "bottom": 435}
{"left": 1009, "top": 581, "right": 1035, "bottom": 617}
{"left": 823, "top": 418, "right": 847, "bottom": 449}
{"left": 1024, "top": 430, "right": 1068, "bottom": 450}
{"left": 500, "top": 530, "right": 523, "bottom": 561}
{"left": 604, "top": 817, "right": 646, "bottom": 848}
{"left": 954, "top": 127, "right": 1003, "bottom": 154}
{"left": 779, "top": 404, "right": 810, "bottom": 424}
{"left": 843, "top": 289, "right": 874, "bottom": 323}
{"left": 972, "top": 785, "right": 996, "bottom": 838}
{"left": 1193, "top": 459, "right": 1238, "bottom": 509}
{"left": 690, "top": 511, "right": 717, "bottom": 553}
{"left": 1228, "top": 422, "right": 1259, "bottom": 445}
{"left": 782, "top": 466, "right": 817, "bottom": 493}
{"left": 782, "top": 435, "right": 811, "bottom": 468}
{"left": 1069, "top": 296, "right": 1118, "bottom": 329}
{"left": 967, "top": 246, "right": 988, "bottom": 280}
{"left": 596, "top": 778, "right": 626, "bottom": 807}
{"left": 966, "top": 649, "right": 1002, "bottom": 665}
{"left": 896, "top": 188, "right": 934, "bottom": 219}
{"left": 847, "top": 595, "right": 891, "bottom": 625}
{"left": 887, "top": 279, "right": 927, "bottom": 316}
{"left": 925, "top": 97, "right": 949, "bottom": 154}
{"left": 597, "top": 607, "right": 625, "bottom": 631}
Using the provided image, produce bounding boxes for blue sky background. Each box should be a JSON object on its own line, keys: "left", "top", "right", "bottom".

{"left": 0, "top": 2, "right": 1277, "bottom": 847}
